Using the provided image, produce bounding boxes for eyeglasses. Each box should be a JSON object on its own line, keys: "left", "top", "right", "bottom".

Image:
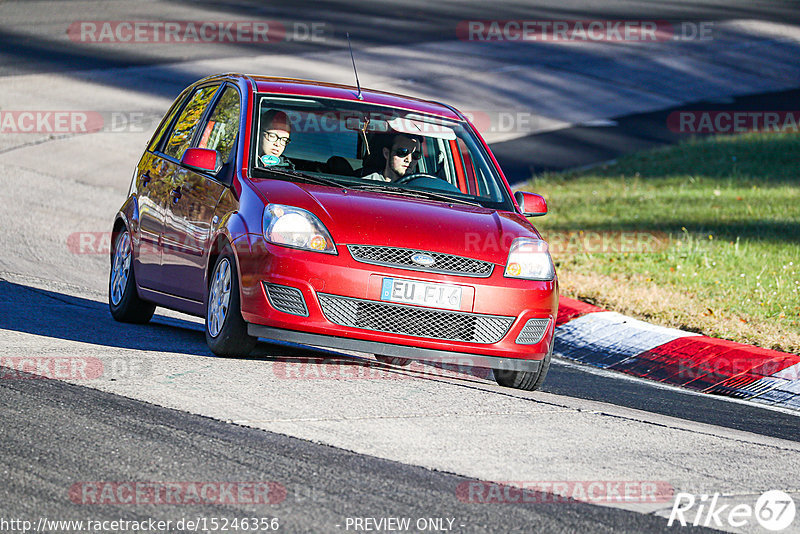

{"left": 393, "top": 147, "right": 422, "bottom": 160}
{"left": 262, "top": 131, "right": 291, "bottom": 146}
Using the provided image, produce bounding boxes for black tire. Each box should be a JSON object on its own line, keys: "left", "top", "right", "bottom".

{"left": 375, "top": 355, "right": 412, "bottom": 367}
{"left": 494, "top": 346, "right": 552, "bottom": 391}
{"left": 109, "top": 228, "right": 155, "bottom": 324}
{"left": 205, "top": 248, "right": 257, "bottom": 357}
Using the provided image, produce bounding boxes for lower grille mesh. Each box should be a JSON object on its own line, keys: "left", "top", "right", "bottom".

{"left": 263, "top": 283, "right": 309, "bottom": 316}
{"left": 317, "top": 293, "right": 513, "bottom": 344}
{"left": 516, "top": 318, "right": 550, "bottom": 344}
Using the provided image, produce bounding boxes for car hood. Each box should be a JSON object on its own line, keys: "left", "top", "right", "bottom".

{"left": 251, "top": 179, "right": 541, "bottom": 265}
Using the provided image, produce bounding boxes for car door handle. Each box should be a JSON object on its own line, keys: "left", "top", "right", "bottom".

{"left": 170, "top": 187, "right": 182, "bottom": 203}
{"left": 141, "top": 171, "right": 151, "bottom": 186}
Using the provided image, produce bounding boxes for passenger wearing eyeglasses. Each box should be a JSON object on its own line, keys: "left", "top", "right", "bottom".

{"left": 363, "top": 133, "right": 422, "bottom": 182}
{"left": 258, "top": 109, "right": 293, "bottom": 168}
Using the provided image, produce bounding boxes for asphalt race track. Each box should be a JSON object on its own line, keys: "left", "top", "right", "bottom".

{"left": 1, "top": 2, "right": 799, "bottom": 533}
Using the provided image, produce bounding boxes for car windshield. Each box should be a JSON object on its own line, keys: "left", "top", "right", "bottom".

{"left": 250, "top": 94, "right": 514, "bottom": 210}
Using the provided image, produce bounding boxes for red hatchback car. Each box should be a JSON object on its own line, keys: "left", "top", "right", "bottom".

{"left": 109, "top": 73, "right": 558, "bottom": 390}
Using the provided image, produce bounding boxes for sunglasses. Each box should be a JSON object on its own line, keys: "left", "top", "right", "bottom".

{"left": 393, "top": 147, "right": 422, "bottom": 160}
{"left": 262, "top": 131, "right": 291, "bottom": 146}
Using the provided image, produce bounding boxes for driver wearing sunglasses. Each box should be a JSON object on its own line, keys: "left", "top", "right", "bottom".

{"left": 363, "top": 134, "right": 422, "bottom": 182}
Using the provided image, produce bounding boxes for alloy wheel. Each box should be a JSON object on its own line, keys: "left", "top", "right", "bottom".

{"left": 110, "top": 231, "right": 131, "bottom": 306}
{"left": 207, "top": 258, "right": 232, "bottom": 337}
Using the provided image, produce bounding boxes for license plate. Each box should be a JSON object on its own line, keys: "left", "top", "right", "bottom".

{"left": 380, "top": 278, "right": 463, "bottom": 310}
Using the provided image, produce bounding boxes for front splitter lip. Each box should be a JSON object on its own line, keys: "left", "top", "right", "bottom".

{"left": 247, "top": 324, "right": 544, "bottom": 373}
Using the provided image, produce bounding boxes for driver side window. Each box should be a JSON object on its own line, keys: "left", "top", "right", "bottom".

{"left": 197, "top": 86, "right": 241, "bottom": 164}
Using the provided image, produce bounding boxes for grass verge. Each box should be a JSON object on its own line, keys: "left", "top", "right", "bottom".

{"left": 522, "top": 131, "right": 800, "bottom": 353}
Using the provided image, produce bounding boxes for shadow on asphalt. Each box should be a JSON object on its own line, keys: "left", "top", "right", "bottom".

{"left": 0, "top": 280, "right": 490, "bottom": 383}
{"left": 0, "top": 366, "right": 696, "bottom": 534}
{"left": 4, "top": 2, "right": 800, "bottom": 120}
{"left": 1, "top": 280, "right": 797, "bottom": 441}
{"left": 12, "top": 0, "right": 800, "bottom": 78}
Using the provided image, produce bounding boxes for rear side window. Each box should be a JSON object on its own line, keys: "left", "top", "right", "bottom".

{"left": 197, "top": 86, "right": 241, "bottom": 164}
{"left": 162, "top": 85, "right": 219, "bottom": 160}
{"left": 148, "top": 94, "right": 186, "bottom": 153}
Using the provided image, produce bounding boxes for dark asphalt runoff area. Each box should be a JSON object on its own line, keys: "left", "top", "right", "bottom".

{"left": 0, "top": 364, "right": 709, "bottom": 534}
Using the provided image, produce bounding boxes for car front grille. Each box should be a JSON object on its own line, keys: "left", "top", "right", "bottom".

{"left": 317, "top": 293, "right": 513, "bottom": 344}
{"left": 263, "top": 283, "right": 308, "bottom": 317}
{"left": 347, "top": 245, "right": 494, "bottom": 277}
{"left": 515, "top": 318, "right": 550, "bottom": 344}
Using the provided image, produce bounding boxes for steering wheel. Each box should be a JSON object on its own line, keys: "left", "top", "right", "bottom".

{"left": 394, "top": 172, "right": 440, "bottom": 185}
{"left": 394, "top": 173, "right": 463, "bottom": 194}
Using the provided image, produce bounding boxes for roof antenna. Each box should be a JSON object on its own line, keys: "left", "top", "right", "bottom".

{"left": 347, "top": 32, "right": 363, "bottom": 100}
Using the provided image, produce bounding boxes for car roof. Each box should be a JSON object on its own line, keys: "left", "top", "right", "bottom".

{"left": 209, "top": 73, "right": 464, "bottom": 121}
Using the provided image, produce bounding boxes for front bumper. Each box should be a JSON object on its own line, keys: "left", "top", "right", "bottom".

{"left": 247, "top": 325, "right": 543, "bottom": 372}
{"left": 235, "top": 236, "right": 558, "bottom": 367}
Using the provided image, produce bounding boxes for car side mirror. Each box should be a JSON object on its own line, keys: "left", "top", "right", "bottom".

{"left": 181, "top": 147, "right": 222, "bottom": 174}
{"left": 514, "top": 191, "right": 547, "bottom": 217}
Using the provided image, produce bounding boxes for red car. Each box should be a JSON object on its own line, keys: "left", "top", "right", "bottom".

{"left": 109, "top": 73, "right": 558, "bottom": 390}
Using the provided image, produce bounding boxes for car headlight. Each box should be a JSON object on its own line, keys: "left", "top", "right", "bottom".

{"left": 504, "top": 237, "right": 554, "bottom": 280}
{"left": 263, "top": 204, "right": 336, "bottom": 254}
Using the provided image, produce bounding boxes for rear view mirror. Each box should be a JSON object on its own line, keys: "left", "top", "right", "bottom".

{"left": 181, "top": 147, "right": 221, "bottom": 174}
{"left": 345, "top": 117, "right": 389, "bottom": 132}
{"left": 514, "top": 191, "right": 547, "bottom": 217}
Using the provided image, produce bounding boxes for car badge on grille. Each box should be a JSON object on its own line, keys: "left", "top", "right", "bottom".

{"left": 411, "top": 253, "right": 436, "bottom": 267}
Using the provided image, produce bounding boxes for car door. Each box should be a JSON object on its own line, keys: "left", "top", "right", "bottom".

{"left": 146, "top": 84, "right": 220, "bottom": 294}
{"left": 133, "top": 152, "right": 171, "bottom": 289}
{"left": 130, "top": 91, "right": 191, "bottom": 289}
{"left": 161, "top": 84, "right": 241, "bottom": 302}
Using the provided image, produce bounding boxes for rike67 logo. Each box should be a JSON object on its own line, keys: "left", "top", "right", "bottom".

{"left": 668, "top": 490, "right": 796, "bottom": 531}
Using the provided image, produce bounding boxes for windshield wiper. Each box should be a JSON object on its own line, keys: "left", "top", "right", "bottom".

{"left": 253, "top": 166, "right": 345, "bottom": 189}
{"left": 350, "top": 183, "right": 481, "bottom": 207}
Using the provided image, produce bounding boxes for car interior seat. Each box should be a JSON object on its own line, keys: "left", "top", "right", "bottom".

{"left": 326, "top": 156, "right": 354, "bottom": 176}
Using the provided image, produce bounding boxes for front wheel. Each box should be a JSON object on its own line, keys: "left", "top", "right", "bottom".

{"left": 494, "top": 346, "right": 552, "bottom": 391}
{"left": 109, "top": 228, "right": 155, "bottom": 324}
{"left": 205, "top": 249, "right": 257, "bottom": 357}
